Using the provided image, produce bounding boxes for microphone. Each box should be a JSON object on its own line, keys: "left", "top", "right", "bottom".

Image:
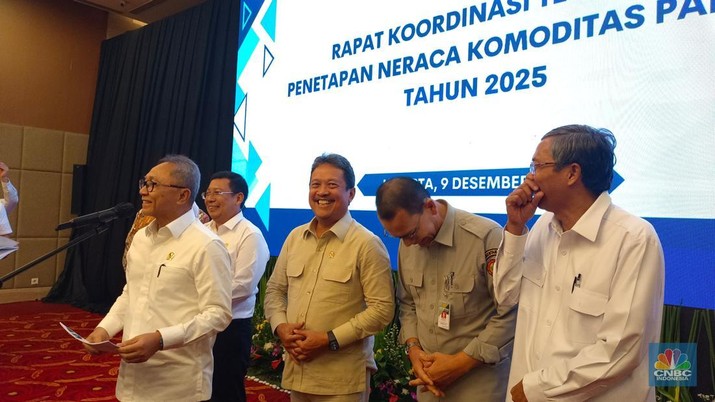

{"left": 56, "top": 202, "right": 135, "bottom": 231}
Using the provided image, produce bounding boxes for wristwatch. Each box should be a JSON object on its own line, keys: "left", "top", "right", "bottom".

{"left": 327, "top": 330, "right": 339, "bottom": 351}
{"left": 405, "top": 340, "right": 421, "bottom": 355}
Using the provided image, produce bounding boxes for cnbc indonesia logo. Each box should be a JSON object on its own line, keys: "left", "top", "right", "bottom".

{"left": 650, "top": 344, "right": 697, "bottom": 386}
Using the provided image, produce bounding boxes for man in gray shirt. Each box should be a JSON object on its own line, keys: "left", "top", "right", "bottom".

{"left": 376, "top": 177, "right": 517, "bottom": 401}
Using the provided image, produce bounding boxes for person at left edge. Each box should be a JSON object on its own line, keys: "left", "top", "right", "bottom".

{"left": 264, "top": 153, "right": 396, "bottom": 401}
{"left": 203, "top": 171, "right": 270, "bottom": 402}
{"left": 0, "top": 161, "right": 19, "bottom": 236}
{"left": 84, "top": 155, "right": 232, "bottom": 402}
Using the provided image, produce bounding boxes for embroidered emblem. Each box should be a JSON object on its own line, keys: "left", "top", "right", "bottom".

{"left": 485, "top": 248, "right": 497, "bottom": 276}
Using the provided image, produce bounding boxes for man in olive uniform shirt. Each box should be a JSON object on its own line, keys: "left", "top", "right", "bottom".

{"left": 376, "top": 177, "right": 517, "bottom": 401}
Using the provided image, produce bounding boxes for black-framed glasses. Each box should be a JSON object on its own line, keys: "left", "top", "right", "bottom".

{"left": 138, "top": 178, "right": 187, "bottom": 193}
{"left": 201, "top": 191, "right": 236, "bottom": 200}
{"left": 384, "top": 212, "right": 422, "bottom": 241}
{"left": 529, "top": 161, "right": 557, "bottom": 175}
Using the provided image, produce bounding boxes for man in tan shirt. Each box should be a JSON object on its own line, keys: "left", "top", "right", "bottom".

{"left": 376, "top": 177, "right": 517, "bottom": 401}
{"left": 264, "top": 153, "right": 395, "bottom": 401}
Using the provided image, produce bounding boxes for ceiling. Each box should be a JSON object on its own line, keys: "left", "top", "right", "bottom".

{"left": 74, "top": 0, "right": 207, "bottom": 24}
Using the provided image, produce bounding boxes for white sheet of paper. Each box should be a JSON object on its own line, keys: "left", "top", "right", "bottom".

{"left": 60, "top": 322, "right": 118, "bottom": 352}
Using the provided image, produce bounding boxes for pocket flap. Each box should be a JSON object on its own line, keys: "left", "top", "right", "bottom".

{"left": 569, "top": 287, "right": 608, "bottom": 317}
{"left": 322, "top": 264, "right": 353, "bottom": 283}
{"left": 402, "top": 269, "right": 423, "bottom": 287}
{"left": 286, "top": 262, "right": 305, "bottom": 278}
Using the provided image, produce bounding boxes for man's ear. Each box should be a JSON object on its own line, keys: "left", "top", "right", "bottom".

{"left": 235, "top": 192, "right": 245, "bottom": 207}
{"left": 177, "top": 188, "right": 193, "bottom": 205}
{"left": 566, "top": 163, "right": 582, "bottom": 186}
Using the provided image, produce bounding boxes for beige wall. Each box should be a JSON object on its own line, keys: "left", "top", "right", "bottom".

{"left": 0, "top": 0, "right": 107, "bottom": 302}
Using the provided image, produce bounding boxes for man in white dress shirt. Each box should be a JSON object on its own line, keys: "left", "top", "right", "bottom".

{"left": 85, "top": 155, "right": 232, "bottom": 402}
{"left": 493, "top": 124, "right": 665, "bottom": 402}
{"left": 0, "top": 161, "right": 19, "bottom": 236}
{"left": 203, "top": 171, "right": 270, "bottom": 402}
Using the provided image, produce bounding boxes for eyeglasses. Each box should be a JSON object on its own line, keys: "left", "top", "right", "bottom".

{"left": 201, "top": 191, "right": 236, "bottom": 200}
{"left": 529, "top": 161, "right": 557, "bottom": 175}
{"left": 138, "top": 178, "right": 187, "bottom": 193}
{"left": 384, "top": 212, "right": 422, "bottom": 241}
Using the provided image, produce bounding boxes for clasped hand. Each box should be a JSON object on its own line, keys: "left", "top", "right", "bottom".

{"left": 275, "top": 322, "right": 328, "bottom": 363}
{"left": 408, "top": 350, "right": 479, "bottom": 398}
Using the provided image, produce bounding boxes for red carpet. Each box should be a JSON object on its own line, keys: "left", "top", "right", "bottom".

{"left": 0, "top": 301, "right": 289, "bottom": 401}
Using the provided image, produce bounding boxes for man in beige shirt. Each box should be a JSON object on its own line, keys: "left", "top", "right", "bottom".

{"left": 264, "top": 153, "right": 395, "bottom": 401}
{"left": 376, "top": 177, "right": 517, "bottom": 401}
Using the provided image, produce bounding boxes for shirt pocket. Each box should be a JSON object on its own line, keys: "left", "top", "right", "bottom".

{"left": 318, "top": 261, "right": 354, "bottom": 304}
{"left": 286, "top": 261, "right": 305, "bottom": 304}
{"left": 286, "top": 261, "right": 305, "bottom": 278}
{"left": 151, "top": 263, "right": 191, "bottom": 299}
{"left": 568, "top": 287, "right": 607, "bottom": 344}
{"left": 447, "top": 273, "right": 475, "bottom": 318}
{"left": 519, "top": 258, "right": 544, "bottom": 312}
{"left": 400, "top": 268, "right": 423, "bottom": 304}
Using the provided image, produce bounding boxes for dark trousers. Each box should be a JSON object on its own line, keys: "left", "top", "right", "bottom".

{"left": 210, "top": 317, "right": 252, "bottom": 402}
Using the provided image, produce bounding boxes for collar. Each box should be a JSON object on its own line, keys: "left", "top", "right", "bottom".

{"left": 145, "top": 209, "right": 196, "bottom": 239}
{"left": 208, "top": 210, "right": 244, "bottom": 232}
{"left": 549, "top": 191, "right": 611, "bottom": 241}
{"left": 432, "top": 199, "right": 455, "bottom": 247}
{"left": 304, "top": 211, "right": 352, "bottom": 241}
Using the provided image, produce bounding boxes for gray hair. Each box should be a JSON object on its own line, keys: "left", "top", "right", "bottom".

{"left": 158, "top": 154, "right": 200, "bottom": 201}
{"left": 542, "top": 124, "right": 617, "bottom": 197}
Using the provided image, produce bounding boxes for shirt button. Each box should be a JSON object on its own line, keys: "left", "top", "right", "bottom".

{"left": 561, "top": 250, "right": 567, "bottom": 256}
{"left": 429, "top": 304, "right": 434, "bottom": 310}
{"left": 431, "top": 279, "right": 436, "bottom": 285}
{"left": 546, "top": 319, "right": 552, "bottom": 326}
{"left": 555, "top": 285, "right": 561, "bottom": 292}
{"left": 429, "top": 329, "right": 434, "bottom": 334}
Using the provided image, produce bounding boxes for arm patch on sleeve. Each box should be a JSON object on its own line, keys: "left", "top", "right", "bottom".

{"left": 485, "top": 248, "right": 498, "bottom": 276}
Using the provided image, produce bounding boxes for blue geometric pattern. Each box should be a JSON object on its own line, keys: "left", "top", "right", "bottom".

{"left": 233, "top": 0, "right": 276, "bottom": 230}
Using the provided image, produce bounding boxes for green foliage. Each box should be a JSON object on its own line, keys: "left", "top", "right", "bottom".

{"left": 370, "top": 320, "right": 416, "bottom": 401}
{"left": 656, "top": 306, "right": 715, "bottom": 402}
{"left": 247, "top": 316, "right": 284, "bottom": 386}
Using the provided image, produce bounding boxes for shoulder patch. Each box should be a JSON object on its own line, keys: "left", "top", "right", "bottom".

{"left": 485, "top": 248, "right": 498, "bottom": 276}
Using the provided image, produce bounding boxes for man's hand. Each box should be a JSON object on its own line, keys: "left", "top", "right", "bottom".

{"left": 116, "top": 331, "right": 162, "bottom": 363}
{"left": 422, "top": 351, "right": 480, "bottom": 389}
{"left": 275, "top": 322, "right": 306, "bottom": 362}
{"left": 84, "top": 327, "right": 110, "bottom": 355}
{"left": 510, "top": 380, "right": 528, "bottom": 402}
{"left": 505, "top": 174, "right": 543, "bottom": 235}
{"left": 406, "top": 344, "right": 445, "bottom": 398}
{"left": 292, "top": 328, "right": 329, "bottom": 361}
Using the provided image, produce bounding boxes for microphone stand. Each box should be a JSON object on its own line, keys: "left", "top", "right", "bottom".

{"left": 0, "top": 223, "right": 110, "bottom": 288}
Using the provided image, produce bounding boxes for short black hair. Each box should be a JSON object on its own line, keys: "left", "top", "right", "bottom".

{"left": 375, "top": 177, "right": 429, "bottom": 220}
{"left": 311, "top": 153, "right": 355, "bottom": 189}
{"left": 210, "top": 171, "right": 249, "bottom": 208}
